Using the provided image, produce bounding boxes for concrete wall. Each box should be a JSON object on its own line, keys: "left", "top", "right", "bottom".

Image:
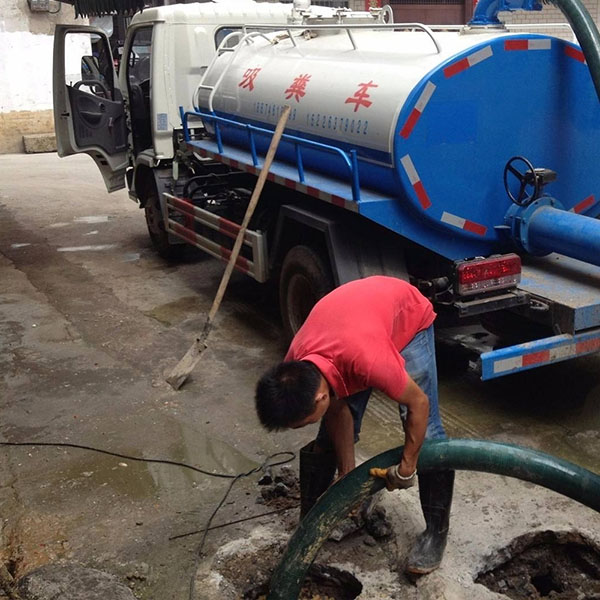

{"left": 0, "top": 0, "right": 83, "bottom": 154}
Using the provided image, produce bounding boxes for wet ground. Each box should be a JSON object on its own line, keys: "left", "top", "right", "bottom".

{"left": 0, "top": 153, "right": 599, "bottom": 599}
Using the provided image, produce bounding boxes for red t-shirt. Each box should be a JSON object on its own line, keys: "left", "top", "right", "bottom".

{"left": 285, "top": 276, "right": 435, "bottom": 401}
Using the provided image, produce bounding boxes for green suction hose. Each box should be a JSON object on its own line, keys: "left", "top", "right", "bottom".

{"left": 267, "top": 438, "right": 600, "bottom": 600}
{"left": 553, "top": 0, "right": 600, "bottom": 102}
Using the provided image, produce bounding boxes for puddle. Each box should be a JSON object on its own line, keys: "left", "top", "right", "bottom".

{"left": 144, "top": 296, "right": 205, "bottom": 326}
{"left": 10, "top": 243, "right": 31, "bottom": 249}
{"left": 46, "top": 421, "right": 257, "bottom": 503}
{"left": 84, "top": 230, "right": 99, "bottom": 236}
{"left": 55, "top": 452, "right": 158, "bottom": 500}
{"left": 57, "top": 245, "right": 117, "bottom": 252}
{"left": 169, "top": 419, "right": 258, "bottom": 482}
{"left": 48, "top": 222, "right": 70, "bottom": 228}
{"left": 476, "top": 530, "right": 600, "bottom": 599}
{"left": 73, "top": 216, "right": 111, "bottom": 223}
{"left": 122, "top": 252, "right": 141, "bottom": 262}
{"left": 432, "top": 354, "right": 600, "bottom": 473}
{"left": 244, "top": 564, "right": 363, "bottom": 600}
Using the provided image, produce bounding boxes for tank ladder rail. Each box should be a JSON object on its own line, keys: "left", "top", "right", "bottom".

{"left": 241, "top": 22, "right": 442, "bottom": 54}
{"left": 180, "top": 107, "right": 362, "bottom": 205}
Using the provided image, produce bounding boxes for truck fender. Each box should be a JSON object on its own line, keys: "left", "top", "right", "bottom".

{"left": 271, "top": 204, "right": 409, "bottom": 286}
{"left": 133, "top": 165, "right": 172, "bottom": 209}
{"left": 134, "top": 165, "right": 184, "bottom": 249}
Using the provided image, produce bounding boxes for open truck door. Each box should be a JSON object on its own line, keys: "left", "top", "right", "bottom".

{"left": 53, "top": 25, "right": 128, "bottom": 193}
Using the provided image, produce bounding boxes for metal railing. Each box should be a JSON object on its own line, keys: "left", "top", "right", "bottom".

{"left": 180, "top": 107, "right": 361, "bottom": 204}
{"left": 241, "top": 21, "right": 442, "bottom": 53}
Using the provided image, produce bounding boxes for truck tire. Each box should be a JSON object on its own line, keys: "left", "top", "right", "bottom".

{"left": 279, "top": 245, "right": 333, "bottom": 341}
{"left": 144, "top": 189, "right": 186, "bottom": 261}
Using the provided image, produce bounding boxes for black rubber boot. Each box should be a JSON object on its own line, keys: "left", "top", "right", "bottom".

{"left": 406, "top": 469, "right": 455, "bottom": 576}
{"left": 299, "top": 440, "right": 337, "bottom": 518}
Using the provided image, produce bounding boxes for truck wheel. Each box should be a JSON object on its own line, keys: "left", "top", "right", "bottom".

{"left": 144, "top": 189, "right": 185, "bottom": 260}
{"left": 279, "top": 245, "right": 333, "bottom": 340}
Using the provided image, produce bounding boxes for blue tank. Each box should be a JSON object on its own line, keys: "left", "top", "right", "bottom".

{"left": 195, "top": 26, "right": 600, "bottom": 263}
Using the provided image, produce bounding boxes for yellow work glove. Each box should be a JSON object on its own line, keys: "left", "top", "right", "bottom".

{"left": 370, "top": 465, "right": 417, "bottom": 491}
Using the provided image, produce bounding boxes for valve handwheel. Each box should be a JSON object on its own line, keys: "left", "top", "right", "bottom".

{"left": 503, "top": 156, "right": 540, "bottom": 206}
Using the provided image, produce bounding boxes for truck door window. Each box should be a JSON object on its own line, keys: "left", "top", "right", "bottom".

{"left": 65, "top": 32, "right": 114, "bottom": 100}
{"left": 126, "top": 26, "right": 153, "bottom": 154}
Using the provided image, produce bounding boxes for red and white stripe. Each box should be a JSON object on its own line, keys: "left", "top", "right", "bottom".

{"left": 444, "top": 46, "right": 493, "bottom": 78}
{"left": 570, "top": 194, "right": 595, "bottom": 214}
{"left": 191, "top": 146, "right": 358, "bottom": 213}
{"left": 441, "top": 211, "right": 487, "bottom": 236}
{"left": 169, "top": 195, "right": 243, "bottom": 240}
{"left": 169, "top": 221, "right": 252, "bottom": 274}
{"left": 493, "top": 337, "right": 600, "bottom": 374}
{"left": 178, "top": 196, "right": 195, "bottom": 230}
{"left": 504, "top": 39, "right": 552, "bottom": 51}
{"left": 400, "top": 154, "right": 431, "bottom": 210}
{"left": 400, "top": 82, "right": 436, "bottom": 139}
{"left": 564, "top": 45, "right": 586, "bottom": 63}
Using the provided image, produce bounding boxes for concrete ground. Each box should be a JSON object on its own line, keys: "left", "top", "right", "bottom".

{"left": 0, "top": 153, "right": 599, "bottom": 600}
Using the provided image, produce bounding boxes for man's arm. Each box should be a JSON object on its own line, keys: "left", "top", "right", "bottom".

{"left": 394, "top": 375, "right": 429, "bottom": 477}
{"left": 322, "top": 395, "right": 355, "bottom": 478}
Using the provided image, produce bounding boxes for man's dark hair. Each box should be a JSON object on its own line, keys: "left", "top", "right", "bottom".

{"left": 255, "top": 361, "right": 321, "bottom": 431}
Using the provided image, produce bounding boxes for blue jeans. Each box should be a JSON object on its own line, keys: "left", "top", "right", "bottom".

{"left": 316, "top": 325, "right": 446, "bottom": 448}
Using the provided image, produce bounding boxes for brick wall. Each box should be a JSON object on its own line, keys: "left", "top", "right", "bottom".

{"left": 349, "top": 0, "right": 599, "bottom": 40}
{"left": 498, "top": 1, "right": 600, "bottom": 41}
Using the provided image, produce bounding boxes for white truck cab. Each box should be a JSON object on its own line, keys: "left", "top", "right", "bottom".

{"left": 53, "top": 1, "right": 296, "bottom": 194}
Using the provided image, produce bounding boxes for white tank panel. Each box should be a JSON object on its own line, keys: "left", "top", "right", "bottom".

{"left": 199, "top": 30, "right": 512, "bottom": 162}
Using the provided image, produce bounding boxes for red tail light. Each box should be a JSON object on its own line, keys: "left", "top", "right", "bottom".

{"left": 457, "top": 254, "right": 521, "bottom": 296}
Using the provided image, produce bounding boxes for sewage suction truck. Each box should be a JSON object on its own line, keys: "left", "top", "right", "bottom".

{"left": 53, "top": 0, "right": 600, "bottom": 379}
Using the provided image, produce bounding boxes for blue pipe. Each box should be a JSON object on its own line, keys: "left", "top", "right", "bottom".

{"left": 527, "top": 205, "right": 600, "bottom": 265}
{"left": 469, "top": 0, "right": 541, "bottom": 26}
{"left": 506, "top": 197, "right": 600, "bottom": 266}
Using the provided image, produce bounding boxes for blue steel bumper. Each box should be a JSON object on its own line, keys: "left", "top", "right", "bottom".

{"left": 480, "top": 328, "right": 600, "bottom": 379}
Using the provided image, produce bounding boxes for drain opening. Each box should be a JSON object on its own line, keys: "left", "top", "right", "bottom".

{"left": 244, "top": 563, "right": 363, "bottom": 600}
{"left": 530, "top": 572, "right": 561, "bottom": 596}
{"left": 476, "top": 530, "right": 600, "bottom": 600}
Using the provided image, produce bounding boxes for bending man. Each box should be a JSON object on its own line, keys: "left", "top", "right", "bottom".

{"left": 255, "top": 275, "right": 454, "bottom": 575}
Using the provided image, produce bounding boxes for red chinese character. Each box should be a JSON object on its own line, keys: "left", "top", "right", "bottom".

{"left": 345, "top": 80, "right": 378, "bottom": 112}
{"left": 284, "top": 74, "right": 311, "bottom": 102}
{"left": 238, "top": 68, "right": 262, "bottom": 91}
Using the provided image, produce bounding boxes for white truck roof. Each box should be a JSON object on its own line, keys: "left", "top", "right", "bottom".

{"left": 131, "top": 1, "right": 294, "bottom": 26}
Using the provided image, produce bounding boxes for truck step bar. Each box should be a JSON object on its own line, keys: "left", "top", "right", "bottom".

{"left": 163, "top": 193, "right": 268, "bottom": 282}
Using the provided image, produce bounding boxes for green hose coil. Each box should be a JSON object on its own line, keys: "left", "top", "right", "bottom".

{"left": 267, "top": 439, "right": 600, "bottom": 600}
